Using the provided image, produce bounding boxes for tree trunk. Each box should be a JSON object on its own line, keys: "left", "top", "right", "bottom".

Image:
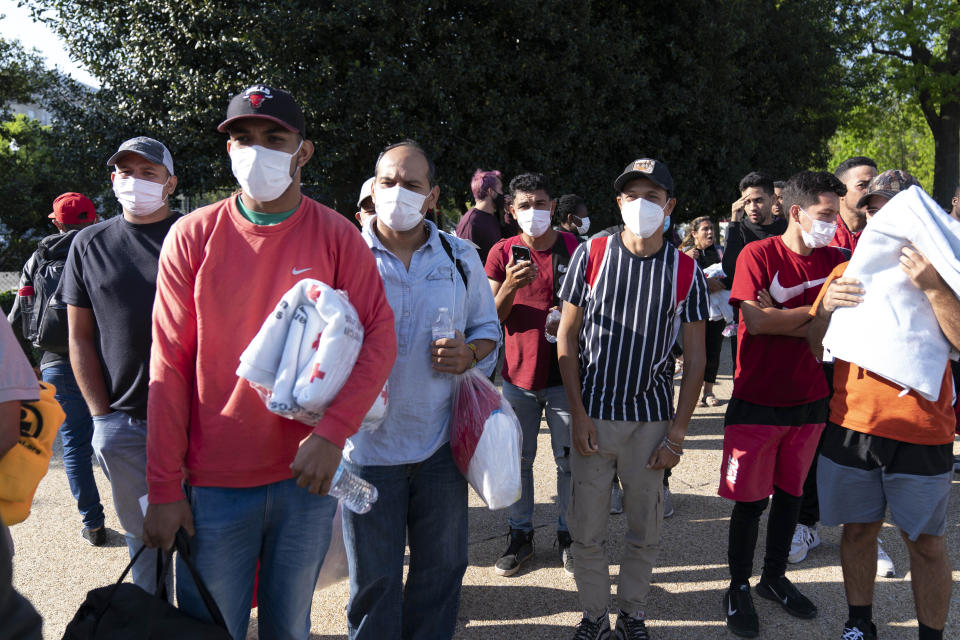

{"left": 930, "top": 100, "right": 960, "bottom": 210}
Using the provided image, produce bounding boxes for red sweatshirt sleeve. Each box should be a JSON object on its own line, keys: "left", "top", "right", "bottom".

{"left": 316, "top": 221, "right": 397, "bottom": 448}
{"left": 147, "top": 219, "right": 199, "bottom": 503}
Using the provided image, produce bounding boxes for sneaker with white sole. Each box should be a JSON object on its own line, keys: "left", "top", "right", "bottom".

{"left": 876, "top": 539, "right": 895, "bottom": 577}
{"left": 788, "top": 523, "right": 820, "bottom": 563}
{"left": 572, "top": 613, "right": 611, "bottom": 640}
{"left": 557, "top": 531, "right": 575, "bottom": 577}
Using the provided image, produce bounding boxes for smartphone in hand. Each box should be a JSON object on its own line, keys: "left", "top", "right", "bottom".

{"left": 511, "top": 244, "right": 531, "bottom": 263}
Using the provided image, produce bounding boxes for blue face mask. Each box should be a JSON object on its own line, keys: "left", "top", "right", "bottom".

{"left": 663, "top": 215, "right": 671, "bottom": 232}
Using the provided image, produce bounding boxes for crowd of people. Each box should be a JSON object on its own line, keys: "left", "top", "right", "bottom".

{"left": 2, "top": 82, "right": 960, "bottom": 640}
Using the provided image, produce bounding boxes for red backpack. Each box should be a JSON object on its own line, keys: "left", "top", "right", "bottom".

{"left": 584, "top": 236, "right": 696, "bottom": 311}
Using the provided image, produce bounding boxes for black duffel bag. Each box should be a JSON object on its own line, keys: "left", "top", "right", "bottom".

{"left": 63, "top": 529, "right": 231, "bottom": 639}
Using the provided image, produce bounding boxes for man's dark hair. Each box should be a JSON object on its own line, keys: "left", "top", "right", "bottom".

{"left": 509, "top": 172, "right": 552, "bottom": 200}
{"left": 555, "top": 194, "right": 584, "bottom": 223}
{"left": 834, "top": 156, "right": 877, "bottom": 179}
{"left": 782, "top": 171, "right": 847, "bottom": 216}
{"left": 738, "top": 171, "right": 775, "bottom": 196}
{"left": 773, "top": 180, "right": 786, "bottom": 190}
{"left": 375, "top": 138, "right": 437, "bottom": 186}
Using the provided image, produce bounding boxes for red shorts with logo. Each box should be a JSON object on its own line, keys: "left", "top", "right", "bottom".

{"left": 718, "top": 397, "right": 827, "bottom": 502}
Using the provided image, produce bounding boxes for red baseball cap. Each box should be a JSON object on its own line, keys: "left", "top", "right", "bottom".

{"left": 49, "top": 192, "right": 96, "bottom": 225}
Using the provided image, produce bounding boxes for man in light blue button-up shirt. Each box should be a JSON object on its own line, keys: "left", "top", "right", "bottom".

{"left": 342, "top": 140, "right": 500, "bottom": 640}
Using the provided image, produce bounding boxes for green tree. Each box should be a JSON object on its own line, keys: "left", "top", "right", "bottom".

{"left": 844, "top": 1, "right": 959, "bottom": 207}
{"left": 25, "top": 0, "right": 854, "bottom": 228}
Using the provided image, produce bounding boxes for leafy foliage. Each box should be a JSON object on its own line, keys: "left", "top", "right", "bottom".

{"left": 20, "top": 0, "right": 853, "bottom": 231}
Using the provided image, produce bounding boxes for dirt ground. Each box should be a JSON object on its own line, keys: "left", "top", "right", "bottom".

{"left": 10, "top": 346, "right": 960, "bottom": 639}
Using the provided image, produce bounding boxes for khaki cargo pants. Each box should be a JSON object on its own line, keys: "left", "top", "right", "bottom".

{"left": 569, "top": 419, "right": 668, "bottom": 617}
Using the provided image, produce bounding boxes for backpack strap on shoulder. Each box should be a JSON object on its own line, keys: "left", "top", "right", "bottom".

{"left": 438, "top": 233, "right": 468, "bottom": 289}
{"left": 674, "top": 249, "right": 696, "bottom": 311}
{"left": 584, "top": 236, "right": 610, "bottom": 296}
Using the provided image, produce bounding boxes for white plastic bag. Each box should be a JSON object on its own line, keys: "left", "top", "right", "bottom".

{"left": 315, "top": 503, "right": 349, "bottom": 590}
{"left": 450, "top": 368, "right": 522, "bottom": 510}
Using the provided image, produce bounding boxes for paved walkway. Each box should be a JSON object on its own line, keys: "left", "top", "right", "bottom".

{"left": 11, "top": 347, "right": 960, "bottom": 638}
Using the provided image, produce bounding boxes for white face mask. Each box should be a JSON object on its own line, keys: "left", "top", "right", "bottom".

{"left": 517, "top": 208, "right": 552, "bottom": 237}
{"left": 799, "top": 208, "right": 837, "bottom": 248}
{"left": 229, "top": 141, "right": 302, "bottom": 202}
{"left": 576, "top": 216, "right": 591, "bottom": 235}
{"left": 113, "top": 176, "right": 169, "bottom": 216}
{"left": 375, "top": 185, "right": 427, "bottom": 231}
{"left": 621, "top": 197, "right": 665, "bottom": 239}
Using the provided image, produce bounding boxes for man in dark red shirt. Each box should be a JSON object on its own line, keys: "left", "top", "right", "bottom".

{"left": 457, "top": 169, "right": 504, "bottom": 264}
{"left": 829, "top": 156, "right": 878, "bottom": 252}
{"left": 485, "top": 172, "right": 580, "bottom": 578}
{"left": 720, "top": 171, "right": 848, "bottom": 638}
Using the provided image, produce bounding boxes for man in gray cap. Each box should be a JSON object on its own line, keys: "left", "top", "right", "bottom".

{"left": 59, "top": 135, "right": 181, "bottom": 594}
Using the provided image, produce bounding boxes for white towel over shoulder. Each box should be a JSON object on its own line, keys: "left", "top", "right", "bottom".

{"left": 822, "top": 186, "right": 960, "bottom": 400}
{"left": 237, "top": 279, "right": 368, "bottom": 424}
{"left": 703, "top": 262, "right": 733, "bottom": 323}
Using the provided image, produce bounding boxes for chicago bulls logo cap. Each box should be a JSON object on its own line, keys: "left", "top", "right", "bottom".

{"left": 218, "top": 84, "right": 306, "bottom": 137}
{"left": 614, "top": 157, "right": 674, "bottom": 195}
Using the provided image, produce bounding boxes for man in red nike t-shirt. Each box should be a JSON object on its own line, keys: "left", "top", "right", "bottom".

{"left": 719, "top": 171, "right": 848, "bottom": 638}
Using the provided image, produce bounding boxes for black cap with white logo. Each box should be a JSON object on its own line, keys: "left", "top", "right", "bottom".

{"left": 217, "top": 84, "right": 306, "bottom": 138}
{"left": 614, "top": 158, "right": 674, "bottom": 196}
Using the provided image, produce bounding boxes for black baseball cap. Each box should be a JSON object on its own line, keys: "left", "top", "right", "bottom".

{"left": 217, "top": 84, "right": 306, "bottom": 138}
{"left": 614, "top": 158, "right": 674, "bottom": 196}
{"left": 106, "top": 136, "right": 175, "bottom": 175}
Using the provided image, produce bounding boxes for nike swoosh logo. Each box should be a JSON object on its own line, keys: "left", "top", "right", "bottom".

{"left": 769, "top": 272, "right": 827, "bottom": 304}
{"left": 728, "top": 602, "right": 737, "bottom": 616}
{"left": 292, "top": 267, "right": 312, "bottom": 275}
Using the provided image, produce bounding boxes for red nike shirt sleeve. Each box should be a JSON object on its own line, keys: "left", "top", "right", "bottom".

{"left": 729, "top": 242, "right": 768, "bottom": 308}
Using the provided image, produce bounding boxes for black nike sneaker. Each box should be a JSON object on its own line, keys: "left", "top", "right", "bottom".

{"left": 724, "top": 583, "right": 759, "bottom": 638}
{"left": 756, "top": 574, "right": 817, "bottom": 619}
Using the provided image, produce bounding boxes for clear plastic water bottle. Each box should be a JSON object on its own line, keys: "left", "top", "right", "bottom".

{"left": 328, "top": 465, "right": 378, "bottom": 514}
{"left": 431, "top": 307, "right": 455, "bottom": 377}
{"left": 544, "top": 308, "right": 562, "bottom": 343}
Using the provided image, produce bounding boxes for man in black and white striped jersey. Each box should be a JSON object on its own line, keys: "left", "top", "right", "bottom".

{"left": 556, "top": 157, "right": 708, "bottom": 640}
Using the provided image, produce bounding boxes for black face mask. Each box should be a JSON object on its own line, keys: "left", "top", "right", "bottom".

{"left": 493, "top": 192, "right": 505, "bottom": 214}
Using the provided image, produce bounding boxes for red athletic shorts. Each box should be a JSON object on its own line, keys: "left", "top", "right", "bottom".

{"left": 718, "top": 397, "right": 828, "bottom": 502}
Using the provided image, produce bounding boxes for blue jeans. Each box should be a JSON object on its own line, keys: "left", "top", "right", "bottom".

{"left": 501, "top": 381, "right": 572, "bottom": 533}
{"left": 91, "top": 410, "right": 167, "bottom": 595}
{"left": 342, "top": 444, "right": 467, "bottom": 640}
{"left": 176, "top": 479, "right": 337, "bottom": 640}
{"left": 41, "top": 362, "right": 104, "bottom": 530}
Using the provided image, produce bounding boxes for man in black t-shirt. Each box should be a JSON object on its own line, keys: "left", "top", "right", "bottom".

{"left": 61, "top": 136, "right": 181, "bottom": 594}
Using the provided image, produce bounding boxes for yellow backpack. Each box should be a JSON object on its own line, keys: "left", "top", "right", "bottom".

{"left": 0, "top": 381, "right": 64, "bottom": 525}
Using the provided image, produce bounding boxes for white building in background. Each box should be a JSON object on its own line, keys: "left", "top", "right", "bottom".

{"left": 7, "top": 102, "right": 54, "bottom": 126}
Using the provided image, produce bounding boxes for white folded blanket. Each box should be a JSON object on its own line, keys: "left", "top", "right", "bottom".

{"left": 703, "top": 263, "right": 733, "bottom": 323}
{"left": 237, "top": 279, "right": 375, "bottom": 425}
{"left": 822, "top": 186, "right": 960, "bottom": 400}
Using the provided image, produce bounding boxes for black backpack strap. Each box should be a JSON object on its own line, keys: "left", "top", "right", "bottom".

{"left": 551, "top": 234, "right": 573, "bottom": 307}
{"left": 438, "top": 233, "right": 469, "bottom": 289}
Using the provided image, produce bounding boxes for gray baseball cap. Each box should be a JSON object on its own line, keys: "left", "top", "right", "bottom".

{"left": 106, "top": 136, "right": 175, "bottom": 176}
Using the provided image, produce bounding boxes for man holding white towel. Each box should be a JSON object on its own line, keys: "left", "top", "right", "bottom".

{"left": 142, "top": 84, "right": 397, "bottom": 640}
{"left": 807, "top": 172, "right": 955, "bottom": 640}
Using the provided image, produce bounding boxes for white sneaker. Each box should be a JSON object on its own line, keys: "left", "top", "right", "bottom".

{"left": 876, "top": 539, "right": 895, "bottom": 577}
{"left": 788, "top": 523, "right": 820, "bottom": 563}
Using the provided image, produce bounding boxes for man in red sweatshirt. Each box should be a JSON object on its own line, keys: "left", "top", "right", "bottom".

{"left": 142, "top": 84, "right": 397, "bottom": 639}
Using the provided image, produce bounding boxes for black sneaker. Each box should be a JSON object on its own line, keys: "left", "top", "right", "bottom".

{"left": 842, "top": 619, "right": 877, "bottom": 640}
{"left": 557, "top": 531, "right": 574, "bottom": 577}
{"left": 755, "top": 574, "right": 817, "bottom": 619}
{"left": 614, "top": 611, "right": 650, "bottom": 639}
{"left": 494, "top": 529, "right": 534, "bottom": 576}
{"left": 724, "top": 584, "right": 759, "bottom": 638}
{"left": 572, "top": 613, "right": 611, "bottom": 640}
{"left": 82, "top": 527, "right": 107, "bottom": 547}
